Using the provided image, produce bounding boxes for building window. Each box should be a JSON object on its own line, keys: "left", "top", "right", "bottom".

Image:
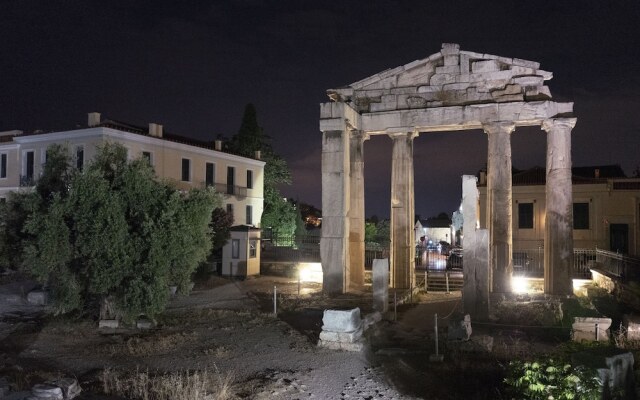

{"left": 249, "top": 239, "right": 257, "bottom": 258}
{"left": 206, "top": 162, "right": 215, "bottom": 187}
{"left": 227, "top": 204, "right": 234, "bottom": 223}
{"left": 246, "top": 205, "right": 253, "bottom": 225}
{"left": 25, "top": 151, "right": 34, "bottom": 181}
{"left": 0, "top": 153, "right": 6, "bottom": 179}
{"left": 142, "top": 151, "right": 153, "bottom": 165}
{"left": 232, "top": 239, "right": 240, "bottom": 259}
{"left": 227, "top": 166, "right": 235, "bottom": 194}
{"left": 181, "top": 158, "right": 191, "bottom": 182}
{"left": 518, "top": 203, "right": 534, "bottom": 229}
{"left": 573, "top": 202, "right": 590, "bottom": 230}
{"left": 247, "top": 170, "right": 253, "bottom": 189}
{"left": 75, "top": 145, "right": 84, "bottom": 171}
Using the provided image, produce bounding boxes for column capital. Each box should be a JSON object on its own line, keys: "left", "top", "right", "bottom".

{"left": 350, "top": 130, "right": 370, "bottom": 142}
{"left": 387, "top": 129, "right": 419, "bottom": 140}
{"left": 482, "top": 121, "right": 516, "bottom": 135}
{"left": 542, "top": 117, "right": 577, "bottom": 133}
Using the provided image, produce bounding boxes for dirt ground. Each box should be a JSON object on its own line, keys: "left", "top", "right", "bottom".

{"left": 0, "top": 274, "right": 630, "bottom": 399}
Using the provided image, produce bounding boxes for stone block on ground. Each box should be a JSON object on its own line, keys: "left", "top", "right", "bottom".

{"left": 136, "top": 318, "right": 155, "bottom": 330}
{"left": 622, "top": 314, "right": 640, "bottom": 341}
{"left": 46, "top": 378, "right": 81, "bottom": 399}
{"left": 27, "top": 290, "right": 48, "bottom": 306}
{"left": 30, "top": 383, "right": 63, "bottom": 399}
{"left": 317, "top": 339, "right": 363, "bottom": 352}
{"left": 322, "top": 308, "right": 361, "bottom": 333}
{"left": 98, "top": 319, "right": 119, "bottom": 329}
{"left": 573, "top": 351, "right": 635, "bottom": 398}
{"left": 319, "top": 324, "right": 363, "bottom": 343}
{"left": 318, "top": 308, "right": 364, "bottom": 352}
{"left": 447, "top": 314, "right": 472, "bottom": 341}
{"left": 572, "top": 317, "right": 611, "bottom": 342}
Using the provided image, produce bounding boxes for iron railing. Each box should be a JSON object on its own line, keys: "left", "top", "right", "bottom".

{"left": 207, "top": 183, "right": 247, "bottom": 198}
{"left": 594, "top": 249, "right": 640, "bottom": 281}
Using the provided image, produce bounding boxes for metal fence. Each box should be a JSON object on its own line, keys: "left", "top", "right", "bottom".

{"left": 594, "top": 249, "right": 640, "bottom": 281}
{"left": 510, "top": 248, "right": 595, "bottom": 278}
{"left": 261, "top": 233, "right": 320, "bottom": 263}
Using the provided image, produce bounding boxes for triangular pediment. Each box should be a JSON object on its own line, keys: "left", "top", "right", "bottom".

{"left": 328, "top": 43, "right": 554, "bottom": 113}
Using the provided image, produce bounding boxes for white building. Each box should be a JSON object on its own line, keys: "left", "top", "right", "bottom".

{"left": 0, "top": 112, "right": 265, "bottom": 227}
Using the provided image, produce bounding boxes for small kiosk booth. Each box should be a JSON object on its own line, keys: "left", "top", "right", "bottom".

{"left": 222, "top": 225, "right": 261, "bottom": 278}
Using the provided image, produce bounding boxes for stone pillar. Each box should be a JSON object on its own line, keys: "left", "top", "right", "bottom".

{"left": 389, "top": 131, "right": 417, "bottom": 289}
{"left": 320, "top": 127, "right": 350, "bottom": 296}
{"left": 542, "top": 118, "right": 576, "bottom": 295}
{"left": 484, "top": 122, "right": 516, "bottom": 293}
{"left": 348, "top": 131, "right": 368, "bottom": 289}
{"left": 461, "top": 175, "right": 490, "bottom": 320}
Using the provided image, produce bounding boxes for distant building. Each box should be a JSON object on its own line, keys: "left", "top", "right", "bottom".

{"left": 0, "top": 112, "right": 265, "bottom": 228}
{"left": 477, "top": 165, "right": 640, "bottom": 255}
{"left": 415, "top": 215, "right": 453, "bottom": 246}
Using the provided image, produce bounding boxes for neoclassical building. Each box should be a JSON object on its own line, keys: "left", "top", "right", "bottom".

{"left": 320, "top": 43, "right": 576, "bottom": 296}
{"left": 478, "top": 165, "right": 640, "bottom": 255}
{"left": 0, "top": 112, "right": 265, "bottom": 227}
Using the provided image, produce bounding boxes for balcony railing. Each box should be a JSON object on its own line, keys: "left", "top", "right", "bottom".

{"left": 205, "top": 182, "right": 247, "bottom": 198}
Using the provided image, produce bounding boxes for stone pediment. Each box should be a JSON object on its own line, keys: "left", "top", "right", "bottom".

{"left": 328, "top": 43, "right": 554, "bottom": 113}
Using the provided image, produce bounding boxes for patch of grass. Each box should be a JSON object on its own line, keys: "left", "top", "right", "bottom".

{"left": 101, "top": 366, "right": 235, "bottom": 400}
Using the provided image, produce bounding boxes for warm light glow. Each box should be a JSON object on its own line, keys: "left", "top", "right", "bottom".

{"left": 572, "top": 279, "right": 591, "bottom": 296}
{"left": 512, "top": 277, "right": 528, "bottom": 294}
{"left": 298, "top": 262, "right": 323, "bottom": 283}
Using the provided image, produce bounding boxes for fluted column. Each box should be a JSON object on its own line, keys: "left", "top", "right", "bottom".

{"left": 348, "top": 131, "right": 369, "bottom": 289}
{"left": 542, "top": 118, "right": 576, "bottom": 295}
{"left": 389, "top": 131, "right": 417, "bottom": 289}
{"left": 320, "top": 127, "right": 350, "bottom": 296}
{"left": 484, "top": 122, "right": 516, "bottom": 293}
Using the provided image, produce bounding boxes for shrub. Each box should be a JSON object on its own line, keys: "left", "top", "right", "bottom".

{"left": 504, "top": 359, "right": 601, "bottom": 400}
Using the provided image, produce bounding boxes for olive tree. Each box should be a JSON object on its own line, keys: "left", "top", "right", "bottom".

{"left": 21, "top": 142, "right": 220, "bottom": 319}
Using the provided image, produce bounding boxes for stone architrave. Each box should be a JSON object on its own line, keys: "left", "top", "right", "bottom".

{"left": 461, "top": 175, "right": 490, "bottom": 319}
{"left": 484, "top": 122, "right": 516, "bottom": 293}
{"left": 542, "top": 118, "right": 576, "bottom": 295}
{"left": 389, "top": 131, "right": 417, "bottom": 289}
{"left": 348, "top": 131, "right": 368, "bottom": 288}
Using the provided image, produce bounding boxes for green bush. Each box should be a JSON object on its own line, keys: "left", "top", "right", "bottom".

{"left": 14, "top": 142, "right": 220, "bottom": 320}
{"left": 504, "top": 359, "right": 601, "bottom": 400}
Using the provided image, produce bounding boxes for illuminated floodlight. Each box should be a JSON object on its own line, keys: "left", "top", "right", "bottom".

{"left": 511, "top": 276, "right": 528, "bottom": 294}
{"left": 298, "top": 262, "right": 323, "bottom": 283}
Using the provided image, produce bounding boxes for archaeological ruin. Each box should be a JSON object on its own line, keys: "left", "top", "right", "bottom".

{"left": 320, "top": 43, "right": 576, "bottom": 304}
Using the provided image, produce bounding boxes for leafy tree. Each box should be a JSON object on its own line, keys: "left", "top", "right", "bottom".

{"left": 20, "top": 143, "right": 220, "bottom": 319}
{"left": 226, "top": 103, "right": 296, "bottom": 236}
{"left": 210, "top": 207, "right": 233, "bottom": 251}
{"left": 294, "top": 201, "right": 307, "bottom": 237}
{"left": 364, "top": 221, "right": 378, "bottom": 243}
{"left": 0, "top": 144, "right": 73, "bottom": 271}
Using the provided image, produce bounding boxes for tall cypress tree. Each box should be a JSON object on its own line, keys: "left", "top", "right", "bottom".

{"left": 228, "top": 104, "right": 296, "bottom": 235}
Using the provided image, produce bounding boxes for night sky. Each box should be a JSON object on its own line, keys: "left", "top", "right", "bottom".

{"left": 2, "top": 1, "right": 639, "bottom": 219}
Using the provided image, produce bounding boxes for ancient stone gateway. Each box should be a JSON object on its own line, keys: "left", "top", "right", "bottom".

{"left": 320, "top": 43, "right": 576, "bottom": 297}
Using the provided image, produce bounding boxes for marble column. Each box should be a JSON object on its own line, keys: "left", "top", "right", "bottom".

{"left": 389, "top": 132, "right": 417, "bottom": 289}
{"left": 484, "top": 122, "right": 516, "bottom": 293}
{"left": 348, "top": 131, "right": 368, "bottom": 289}
{"left": 320, "top": 128, "right": 350, "bottom": 296}
{"left": 542, "top": 118, "right": 576, "bottom": 295}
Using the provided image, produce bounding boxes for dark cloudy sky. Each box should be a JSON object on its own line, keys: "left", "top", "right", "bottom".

{"left": 1, "top": 1, "right": 639, "bottom": 219}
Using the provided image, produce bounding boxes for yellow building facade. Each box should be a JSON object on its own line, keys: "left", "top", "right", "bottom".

{"left": 0, "top": 113, "right": 265, "bottom": 227}
{"left": 478, "top": 166, "right": 640, "bottom": 256}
